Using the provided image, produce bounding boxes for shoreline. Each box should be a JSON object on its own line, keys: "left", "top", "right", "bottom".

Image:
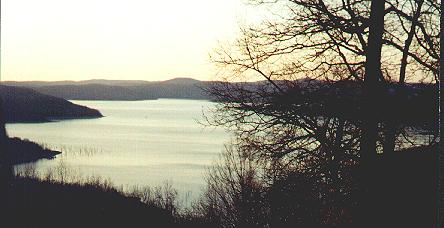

{"left": 5, "top": 137, "right": 61, "bottom": 165}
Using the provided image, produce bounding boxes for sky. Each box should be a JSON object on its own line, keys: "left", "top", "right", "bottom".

{"left": 1, "top": 0, "right": 265, "bottom": 82}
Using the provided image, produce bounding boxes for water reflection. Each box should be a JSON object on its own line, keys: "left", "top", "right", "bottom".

{"left": 8, "top": 99, "right": 230, "bottom": 202}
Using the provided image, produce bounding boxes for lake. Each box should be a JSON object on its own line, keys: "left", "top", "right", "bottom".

{"left": 6, "top": 99, "right": 230, "bottom": 202}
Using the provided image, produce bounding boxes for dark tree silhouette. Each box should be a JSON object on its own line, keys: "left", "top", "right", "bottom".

{"left": 209, "top": 0, "right": 439, "bottom": 156}
{"left": 195, "top": 144, "right": 269, "bottom": 228}
{"left": 212, "top": 0, "right": 439, "bottom": 83}
{"left": 205, "top": 0, "right": 439, "bottom": 226}
{"left": 359, "top": 1, "right": 385, "bottom": 226}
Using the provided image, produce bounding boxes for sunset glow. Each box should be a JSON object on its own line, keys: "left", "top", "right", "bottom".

{"left": 1, "top": 0, "right": 262, "bottom": 81}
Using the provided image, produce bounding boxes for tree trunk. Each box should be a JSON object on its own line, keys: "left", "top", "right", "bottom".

{"left": 359, "top": 0, "right": 385, "bottom": 226}
{"left": 361, "top": 0, "right": 385, "bottom": 161}
{"left": 399, "top": 0, "right": 423, "bottom": 84}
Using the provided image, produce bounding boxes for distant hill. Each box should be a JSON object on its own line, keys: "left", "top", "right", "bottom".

{"left": 34, "top": 84, "right": 149, "bottom": 101}
{"left": 162, "top": 77, "right": 202, "bottom": 85}
{"left": 3, "top": 78, "right": 210, "bottom": 101}
{"left": 2, "top": 78, "right": 437, "bottom": 127}
{"left": 0, "top": 85, "right": 103, "bottom": 123}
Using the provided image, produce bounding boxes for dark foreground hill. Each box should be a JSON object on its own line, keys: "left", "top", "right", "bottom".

{"left": 1, "top": 177, "right": 177, "bottom": 228}
{"left": 0, "top": 85, "right": 103, "bottom": 123}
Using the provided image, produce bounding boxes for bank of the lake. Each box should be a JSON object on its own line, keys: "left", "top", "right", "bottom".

{"left": 3, "top": 137, "right": 60, "bottom": 165}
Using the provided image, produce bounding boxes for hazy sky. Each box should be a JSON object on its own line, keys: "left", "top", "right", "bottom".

{"left": 1, "top": 0, "right": 264, "bottom": 81}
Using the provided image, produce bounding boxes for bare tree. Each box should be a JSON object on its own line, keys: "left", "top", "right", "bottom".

{"left": 205, "top": 0, "right": 439, "bottom": 226}
{"left": 195, "top": 144, "right": 268, "bottom": 228}
{"left": 213, "top": 0, "right": 439, "bottom": 83}
{"left": 208, "top": 0, "right": 439, "bottom": 167}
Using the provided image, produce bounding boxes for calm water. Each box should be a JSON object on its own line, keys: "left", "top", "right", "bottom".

{"left": 7, "top": 99, "right": 229, "bottom": 201}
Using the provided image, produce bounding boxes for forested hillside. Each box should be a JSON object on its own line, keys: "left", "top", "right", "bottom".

{"left": 0, "top": 85, "right": 103, "bottom": 122}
